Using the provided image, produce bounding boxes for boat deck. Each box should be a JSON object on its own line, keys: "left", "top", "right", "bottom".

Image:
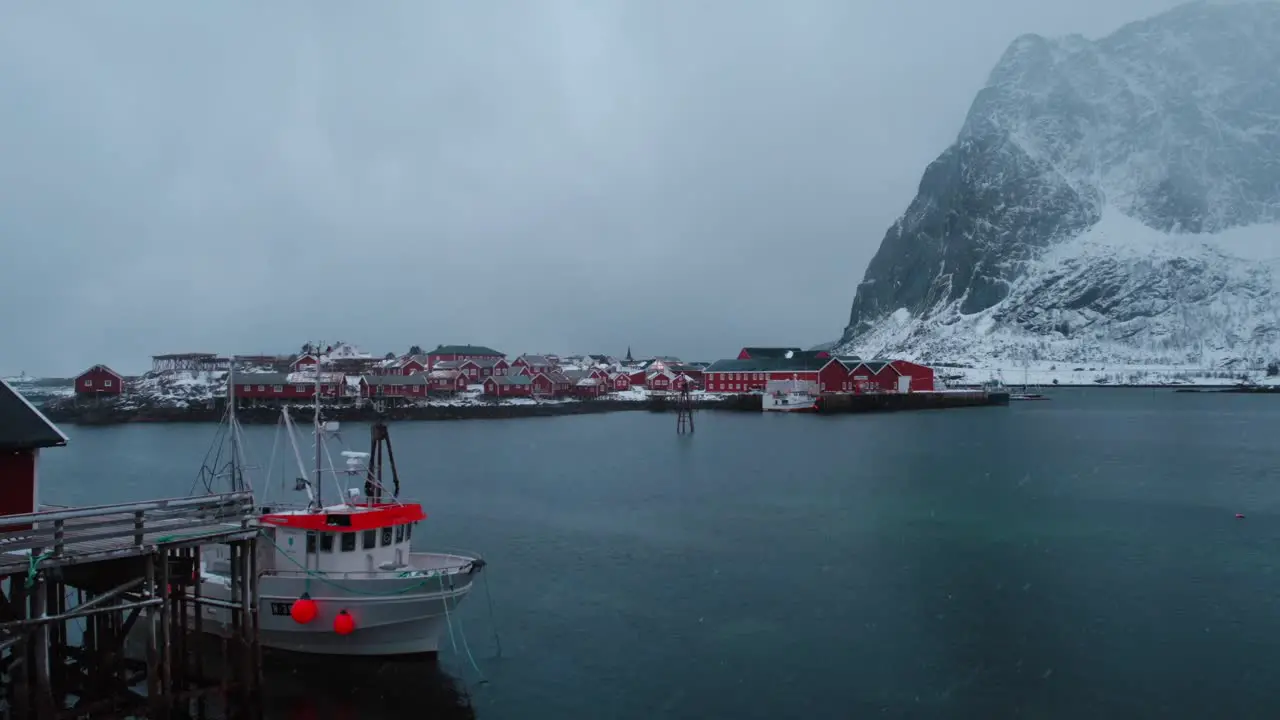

{"left": 0, "top": 491, "right": 257, "bottom": 576}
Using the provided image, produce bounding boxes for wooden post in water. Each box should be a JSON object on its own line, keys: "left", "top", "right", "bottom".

{"left": 676, "top": 385, "right": 695, "bottom": 434}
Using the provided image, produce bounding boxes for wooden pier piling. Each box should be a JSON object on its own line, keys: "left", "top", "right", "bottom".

{"left": 0, "top": 491, "right": 262, "bottom": 719}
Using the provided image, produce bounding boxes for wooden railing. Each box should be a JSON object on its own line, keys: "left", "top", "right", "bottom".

{"left": 0, "top": 491, "right": 255, "bottom": 570}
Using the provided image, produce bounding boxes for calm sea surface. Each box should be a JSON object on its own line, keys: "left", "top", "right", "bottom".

{"left": 37, "top": 389, "right": 1280, "bottom": 719}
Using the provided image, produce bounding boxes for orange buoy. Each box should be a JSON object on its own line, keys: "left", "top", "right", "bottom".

{"left": 334, "top": 609, "right": 355, "bottom": 635}
{"left": 290, "top": 593, "right": 318, "bottom": 624}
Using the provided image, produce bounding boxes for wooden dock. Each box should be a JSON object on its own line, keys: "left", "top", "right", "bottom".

{"left": 0, "top": 491, "right": 262, "bottom": 719}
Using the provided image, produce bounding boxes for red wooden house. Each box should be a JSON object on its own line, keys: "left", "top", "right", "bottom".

{"left": 627, "top": 369, "right": 648, "bottom": 386}
{"left": 75, "top": 364, "right": 125, "bottom": 397}
{"left": 427, "top": 369, "right": 468, "bottom": 393}
{"left": 530, "top": 373, "right": 556, "bottom": 396}
{"left": 610, "top": 373, "right": 632, "bottom": 392}
{"left": 426, "top": 345, "right": 504, "bottom": 370}
{"left": 818, "top": 356, "right": 863, "bottom": 393}
{"left": 378, "top": 354, "right": 427, "bottom": 376}
{"left": 1, "top": 378, "right": 68, "bottom": 530}
{"left": 458, "top": 357, "right": 508, "bottom": 381}
{"left": 847, "top": 361, "right": 902, "bottom": 393}
{"left": 483, "top": 375, "right": 533, "bottom": 397}
{"left": 573, "top": 378, "right": 605, "bottom": 398}
{"left": 511, "top": 354, "right": 555, "bottom": 376}
{"left": 647, "top": 370, "right": 674, "bottom": 391}
{"left": 291, "top": 354, "right": 319, "bottom": 372}
{"left": 545, "top": 371, "right": 573, "bottom": 395}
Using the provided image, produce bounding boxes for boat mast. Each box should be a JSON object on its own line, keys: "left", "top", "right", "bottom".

{"left": 228, "top": 356, "right": 241, "bottom": 492}
{"left": 313, "top": 342, "right": 323, "bottom": 508}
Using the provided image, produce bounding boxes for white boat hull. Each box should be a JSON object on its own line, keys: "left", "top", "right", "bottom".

{"left": 195, "top": 551, "right": 483, "bottom": 656}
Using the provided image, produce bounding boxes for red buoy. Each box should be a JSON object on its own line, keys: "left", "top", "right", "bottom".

{"left": 334, "top": 609, "right": 355, "bottom": 635}
{"left": 290, "top": 593, "right": 318, "bottom": 624}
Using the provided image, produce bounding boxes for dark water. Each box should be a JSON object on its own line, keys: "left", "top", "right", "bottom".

{"left": 38, "top": 389, "right": 1280, "bottom": 719}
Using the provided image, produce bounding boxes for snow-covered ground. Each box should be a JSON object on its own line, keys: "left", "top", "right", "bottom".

{"left": 938, "top": 362, "right": 1279, "bottom": 388}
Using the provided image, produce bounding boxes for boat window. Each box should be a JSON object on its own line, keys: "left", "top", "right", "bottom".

{"left": 340, "top": 532, "right": 356, "bottom": 552}
{"left": 319, "top": 533, "right": 334, "bottom": 553}
{"left": 395, "top": 524, "right": 405, "bottom": 543}
{"left": 305, "top": 532, "right": 317, "bottom": 553}
{"left": 362, "top": 530, "right": 376, "bottom": 549}
{"left": 381, "top": 527, "right": 393, "bottom": 547}
{"left": 406, "top": 523, "right": 413, "bottom": 541}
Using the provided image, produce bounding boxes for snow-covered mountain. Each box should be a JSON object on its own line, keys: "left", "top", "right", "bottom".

{"left": 836, "top": 1, "right": 1280, "bottom": 367}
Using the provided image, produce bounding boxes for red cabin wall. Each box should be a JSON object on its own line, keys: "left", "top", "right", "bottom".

{"left": 0, "top": 450, "right": 37, "bottom": 531}
{"left": 818, "top": 362, "right": 851, "bottom": 393}
{"left": 76, "top": 367, "right": 123, "bottom": 395}
{"left": 890, "top": 361, "right": 936, "bottom": 392}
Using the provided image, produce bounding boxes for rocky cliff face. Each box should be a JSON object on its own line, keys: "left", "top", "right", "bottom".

{"left": 837, "top": 1, "right": 1280, "bottom": 366}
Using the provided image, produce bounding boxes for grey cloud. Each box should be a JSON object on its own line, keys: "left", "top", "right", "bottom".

{"left": 0, "top": 0, "right": 1190, "bottom": 376}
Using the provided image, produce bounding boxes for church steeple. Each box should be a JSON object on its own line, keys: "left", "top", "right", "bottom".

{"left": 625, "top": 346, "right": 633, "bottom": 363}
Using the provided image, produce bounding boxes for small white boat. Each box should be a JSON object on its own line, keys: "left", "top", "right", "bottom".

{"left": 761, "top": 376, "right": 819, "bottom": 413}
{"left": 191, "top": 359, "right": 484, "bottom": 656}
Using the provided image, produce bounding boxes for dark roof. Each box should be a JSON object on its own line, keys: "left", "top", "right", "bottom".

{"left": 517, "top": 354, "right": 553, "bottom": 366}
{"left": 704, "top": 356, "right": 833, "bottom": 373}
{"left": 461, "top": 357, "right": 503, "bottom": 368}
{"left": 431, "top": 360, "right": 463, "bottom": 370}
{"left": 361, "top": 374, "right": 430, "bottom": 386}
{"left": 0, "top": 378, "right": 68, "bottom": 451}
{"left": 487, "top": 375, "right": 532, "bottom": 386}
{"left": 235, "top": 373, "right": 292, "bottom": 385}
{"left": 430, "top": 344, "right": 503, "bottom": 357}
{"left": 740, "top": 347, "right": 803, "bottom": 358}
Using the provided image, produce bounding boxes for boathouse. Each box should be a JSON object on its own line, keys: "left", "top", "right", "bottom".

{"left": 74, "top": 364, "right": 125, "bottom": 397}
{"left": 0, "top": 377, "right": 68, "bottom": 529}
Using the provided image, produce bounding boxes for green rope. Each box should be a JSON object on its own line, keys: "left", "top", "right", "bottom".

{"left": 26, "top": 551, "right": 52, "bottom": 589}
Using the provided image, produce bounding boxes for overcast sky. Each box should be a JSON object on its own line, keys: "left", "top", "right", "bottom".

{"left": 0, "top": 0, "right": 1190, "bottom": 377}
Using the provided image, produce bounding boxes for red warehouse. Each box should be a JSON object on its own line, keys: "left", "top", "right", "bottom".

{"left": 1, "top": 378, "right": 68, "bottom": 530}
{"left": 483, "top": 375, "right": 533, "bottom": 397}
{"left": 702, "top": 352, "right": 831, "bottom": 393}
{"left": 426, "top": 345, "right": 504, "bottom": 370}
{"left": 359, "top": 375, "right": 430, "bottom": 404}
{"left": 236, "top": 373, "right": 345, "bottom": 403}
{"left": 75, "top": 364, "right": 125, "bottom": 397}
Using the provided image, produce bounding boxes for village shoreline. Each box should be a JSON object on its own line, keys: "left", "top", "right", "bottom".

{"left": 40, "top": 396, "right": 751, "bottom": 426}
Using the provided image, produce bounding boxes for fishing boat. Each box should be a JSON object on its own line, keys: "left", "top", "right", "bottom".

{"left": 1009, "top": 369, "right": 1049, "bottom": 401}
{"left": 761, "top": 376, "right": 820, "bottom": 413}
{"left": 193, "top": 358, "right": 485, "bottom": 656}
